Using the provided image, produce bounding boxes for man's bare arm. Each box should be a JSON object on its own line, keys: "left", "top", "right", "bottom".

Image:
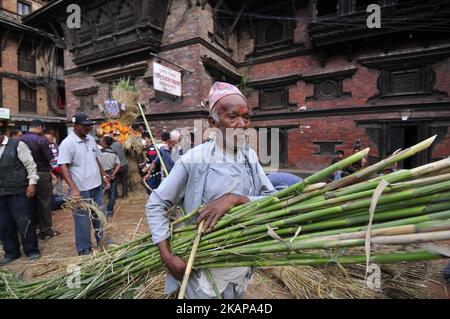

{"left": 60, "top": 164, "right": 80, "bottom": 197}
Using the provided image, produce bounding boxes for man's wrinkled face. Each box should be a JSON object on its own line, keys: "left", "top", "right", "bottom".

{"left": 209, "top": 95, "right": 250, "bottom": 150}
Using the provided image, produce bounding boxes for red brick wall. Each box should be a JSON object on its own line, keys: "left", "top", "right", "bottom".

{"left": 58, "top": 0, "right": 450, "bottom": 172}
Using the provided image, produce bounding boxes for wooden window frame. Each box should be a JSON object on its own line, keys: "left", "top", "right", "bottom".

{"left": 313, "top": 141, "right": 343, "bottom": 156}
{"left": 18, "top": 39, "right": 36, "bottom": 73}
{"left": 18, "top": 82, "right": 37, "bottom": 113}
{"left": 17, "top": 0, "right": 31, "bottom": 16}
{"left": 380, "top": 65, "right": 432, "bottom": 97}
{"left": 258, "top": 86, "right": 289, "bottom": 110}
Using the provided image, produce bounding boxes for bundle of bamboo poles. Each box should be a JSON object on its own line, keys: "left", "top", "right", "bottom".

{"left": 1, "top": 135, "right": 450, "bottom": 299}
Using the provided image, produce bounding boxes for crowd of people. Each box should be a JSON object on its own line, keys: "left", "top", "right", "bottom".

{"left": 330, "top": 146, "right": 369, "bottom": 181}
{"left": 0, "top": 114, "right": 131, "bottom": 262}
{"left": 1, "top": 81, "right": 449, "bottom": 296}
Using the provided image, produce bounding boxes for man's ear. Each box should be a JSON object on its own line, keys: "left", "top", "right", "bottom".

{"left": 208, "top": 116, "right": 217, "bottom": 128}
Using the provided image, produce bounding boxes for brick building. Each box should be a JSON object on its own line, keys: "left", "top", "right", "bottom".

{"left": 24, "top": 0, "right": 450, "bottom": 172}
{"left": 0, "top": 0, "right": 67, "bottom": 140}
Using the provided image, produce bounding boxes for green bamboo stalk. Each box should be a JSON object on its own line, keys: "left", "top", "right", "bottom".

{"left": 194, "top": 191, "right": 450, "bottom": 250}
{"left": 390, "top": 173, "right": 450, "bottom": 191}
{"left": 238, "top": 209, "right": 450, "bottom": 250}
{"left": 323, "top": 135, "right": 436, "bottom": 192}
{"left": 330, "top": 157, "right": 450, "bottom": 199}
{"left": 201, "top": 180, "right": 450, "bottom": 243}
{"left": 196, "top": 250, "right": 443, "bottom": 268}
{"left": 200, "top": 229, "right": 450, "bottom": 258}
{"left": 197, "top": 203, "right": 450, "bottom": 252}
{"left": 274, "top": 148, "right": 371, "bottom": 199}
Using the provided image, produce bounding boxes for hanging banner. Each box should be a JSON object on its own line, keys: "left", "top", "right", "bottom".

{"left": 0, "top": 108, "right": 10, "bottom": 120}
{"left": 153, "top": 62, "right": 182, "bottom": 97}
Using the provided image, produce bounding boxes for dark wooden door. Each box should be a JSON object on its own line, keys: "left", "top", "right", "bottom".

{"left": 386, "top": 123, "right": 427, "bottom": 169}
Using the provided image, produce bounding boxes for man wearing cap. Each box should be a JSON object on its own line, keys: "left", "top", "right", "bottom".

{"left": 58, "top": 112, "right": 111, "bottom": 255}
{"left": 146, "top": 82, "right": 275, "bottom": 298}
{"left": 0, "top": 128, "right": 41, "bottom": 265}
{"left": 20, "top": 119, "right": 59, "bottom": 240}
{"left": 145, "top": 129, "right": 181, "bottom": 178}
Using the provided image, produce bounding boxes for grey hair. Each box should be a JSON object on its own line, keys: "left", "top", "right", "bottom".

{"left": 170, "top": 129, "right": 182, "bottom": 142}
{"left": 210, "top": 107, "right": 220, "bottom": 122}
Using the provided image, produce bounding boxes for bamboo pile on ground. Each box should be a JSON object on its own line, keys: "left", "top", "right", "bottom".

{"left": 1, "top": 135, "right": 450, "bottom": 299}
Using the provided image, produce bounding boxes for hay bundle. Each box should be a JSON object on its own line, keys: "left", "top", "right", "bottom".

{"left": 255, "top": 258, "right": 442, "bottom": 299}
{"left": 111, "top": 78, "right": 140, "bottom": 127}
{"left": 62, "top": 196, "right": 112, "bottom": 248}
{"left": 264, "top": 265, "right": 375, "bottom": 299}
{"left": 97, "top": 78, "right": 148, "bottom": 191}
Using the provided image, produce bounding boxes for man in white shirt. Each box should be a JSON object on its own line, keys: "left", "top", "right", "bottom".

{"left": 58, "top": 112, "right": 111, "bottom": 256}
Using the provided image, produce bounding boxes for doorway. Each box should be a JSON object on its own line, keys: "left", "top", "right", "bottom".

{"left": 386, "top": 123, "right": 426, "bottom": 169}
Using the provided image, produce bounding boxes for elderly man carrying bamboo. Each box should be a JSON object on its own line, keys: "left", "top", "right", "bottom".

{"left": 146, "top": 82, "right": 275, "bottom": 299}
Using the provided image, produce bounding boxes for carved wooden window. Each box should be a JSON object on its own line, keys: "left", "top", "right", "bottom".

{"left": 392, "top": 70, "right": 421, "bottom": 94}
{"left": 141, "top": 0, "right": 168, "bottom": 27}
{"left": 313, "top": 141, "right": 342, "bottom": 155}
{"left": 213, "top": 5, "right": 230, "bottom": 49}
{"left": 316, "top": 0, "right": 339, "bottom": 17}
{"left": 255, "top": 19, "right": 293, "bottom": 51}
{"left": 73, "top": 87, "right": 98, "bottom": 112}
{"left": 78, "top": 17, "right": 92, "bottom": 44}
{"left": 354, "top": 0, "right": 376, "bottom": 11}
{"left": 96, "top": 8, "right": 113, "bottom": 37}
{"left": 79, "top": 95, "right": 95, "bottom": 112}
{"left": 381, "top": 65, "right": 432, "bottom": 97}
{"left": 310, "top": 79, "right": 350, "bottom": 100}
{"left": 117, "top": 0, "right": 135, "bottom": 29}
{"left": 155, "top": 90, "right": 179, "bottom": 101}
{"left": 19, "top": 82, "right": 36, "bottom": 113}
{"left": 151, "top": 1, "right": 168, "bottom": 26}
{"left": 266, "top": 21, "right": 283, "bottom": 44}
{"left": 259, "top": 87, "right": 287, "bottom": 110}
{"left": 18, "top": 39, "right": 36, "bottom": 73}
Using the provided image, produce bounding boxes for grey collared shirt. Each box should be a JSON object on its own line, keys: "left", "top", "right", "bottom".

{"left": 57, "top": 132, "right": 102, "bottom": 191}
{"left": 99, "top": 148, "right": 120, "bottom": 172}
{"left": 146, "top": 141, "right": 275, "bottom": 244}
{"left": 110, "top": 141, "right": 128, "bottom": 167}
{"left": 0, "top": 136, "right": 39, "bottom": 185}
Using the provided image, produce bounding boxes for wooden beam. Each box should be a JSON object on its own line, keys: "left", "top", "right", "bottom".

{"left": 48, "top": 21, "right": 61, "bottom": 39}
{"left": 1, "top": 29, "right": 10, "bottom": 51}
{"left": 48, "top": 43, "right": 56, "bottom": 65}
{"left": 35, "top": 38, "right": 45, "bottom": 58}
{"left": 16, "top": 32, "right": 24, "bottom": 53}
{"left": 229, "top": 0, "right": 247, "bottom": 34}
